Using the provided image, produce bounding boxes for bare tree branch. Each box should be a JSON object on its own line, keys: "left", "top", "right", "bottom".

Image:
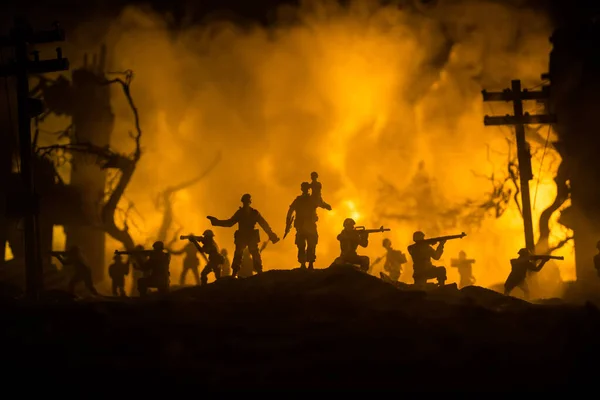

{"left": 547, "top": 236, "right": 574, "bottom": 254}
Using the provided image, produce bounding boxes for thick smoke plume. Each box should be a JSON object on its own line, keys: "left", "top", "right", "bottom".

{"left": 54, "top": 0, "right": 571, "bottom": 290}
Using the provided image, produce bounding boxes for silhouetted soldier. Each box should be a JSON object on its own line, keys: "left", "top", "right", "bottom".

{"left": 239, "top": 241, "right": 268, "bottom": 278}
{"left": 309, "top": 171, "right": 332, "bottom": 210}
{"left": 117, "top": 241, "right": 171, "bottom": 296}
{"left": 171, "top": 235, "right": 203, "bottom": 285}
{"left": 373, "top": 238, "right": 407, "bottom": 281}
{"left": 285, "top": 182, "right": 330, "bottom": 270}
{"left": 207, "top": 194, "right": 280, "bottom": 278}
{"left": 108, "top": 253, "right": 129, "bottom": 297}
{"left": 451, "top": 251, "right": 476, "bottom": 288}
{"left": 331, "top": 218, "right": 370, "bottom": 271}
{"left": 220, "top": 248, "right": 231, "bottom": 277}
{"left": 51, "top": 245, "right": 99, "bottom": 295}
{"left": 407, "top": 231, "right": 447, "bottom": 287}
{"left": 186, "top": 230, "right": 224, "bottom": 285}
{"left": 595, "top": 241, "right": 600, "bottom": 277}
{"left": 504, "top": 248, "right": 553, "bottom": 299}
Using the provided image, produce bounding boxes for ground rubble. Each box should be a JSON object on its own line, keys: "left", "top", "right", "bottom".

{"left": 1, "top": 265, "right": 599, "bottom": 390}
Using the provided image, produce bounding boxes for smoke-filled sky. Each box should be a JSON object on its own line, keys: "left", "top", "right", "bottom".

{"left": 39, "top": 0, "right": 573, "bottom": 291}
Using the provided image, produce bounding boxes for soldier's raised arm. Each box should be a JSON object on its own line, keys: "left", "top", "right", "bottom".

{"left": 530, "top": 259, "right": 548, "bottom": 272}
{"left": 429, "top": 243, "right": 445, "bottom": 260}
{"left": 207, "top": 209, "right": 240, "bottom": 227}
{"left": 286, "top": 199, "right": 297, "bottom": 225}
{"left": 257, "top": 212, "right": 280, "bottom": 243}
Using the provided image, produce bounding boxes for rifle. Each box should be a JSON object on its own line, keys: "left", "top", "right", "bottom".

{"left": 114, "top": 249, "right": 154, "bottom": 256}
{"left": 451, "top": 259, "right": 476, "bottom": 267}
{"left": 355, "top": 226, "right": 391, "bottom": 235}
{"left": 529, "top": 255, "right": 564, "bottom": 261}
{"left": 180, "top": 235, "right": 204, "bottom": 241}
{"left": 283, "top": 215, "right": 295, "bottom": 240}
{"left": 416, "top": 232, "right": 467, "bottom": 245}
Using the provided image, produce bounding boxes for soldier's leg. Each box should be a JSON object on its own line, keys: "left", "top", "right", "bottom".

{"left": 82, "top": 269, "right": 99, "bottom": 295}
{"left": 180, "top": 266, "right": 189, "bottom": 285}
{"left": 307, "top": 233, "right": 318, "bottom": 270}
{"left": 118, "top": 284, "right": 127, "bottom": 297}
{"left": 358, "top": 255, "right": 370, "bottom": 272}
{"left": 295, "top": 232, "right": 307, "bottom": 268}
{"left": 191, "top": 267, "right": 201, "bottom": 285}
{"left": 389, "top": 269, "right": 400, "bottom": 282}
{"left": 200, "top": 264, "right": 211, "bottom": 285}
{"left": 112, "top": 281, "right": 118, "bottom": 296}
{"left": 249, "top": 242, "right": 263, "bottom": 273}
{"left": 520, "top": 280, "right": 530, "bottom": 299}
{"left": 138, "top": 277, "right": 148, "bottom": 296}
{"left": 231, "top": 244, "right": 245, "bottom": 278}
{"left": 67, "top": 274, "right": 81, "bottom": 294}
{"left": 504, "top": 273, "right": 518, "bottom": 296}
{"left": 435, "top": 266, "right": 447, "bottom": 286}
{"left": 213, "top": 263, "right": 221, "bottom": 280}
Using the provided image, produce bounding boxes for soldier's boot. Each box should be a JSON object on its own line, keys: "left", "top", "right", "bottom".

{"left": 231, "top": 267, "right": 240, "bottom": 278}
{"left": 437, "top": 278, "right": 446, "bottom": 287}
{"left": 201, "top": 276, "right": 208, "bottom": 286}
{"left": 300, "top": 263, "right": 307, "bottom": 269}
{"left": 308, "top": 262, "right": 314, "bottom": 270}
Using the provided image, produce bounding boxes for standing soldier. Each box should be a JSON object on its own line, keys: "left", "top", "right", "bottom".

{"left": 450, "top": 251, "right": 476, "bottom": 288}
{"left": 51, "top": 245, "right": 99, "bottom": 296}
{"left": 170, "top": 234, "right": 204, "bottom": 286}
{"left": 108, "top": 253, "right": 129, "bottom": 297}
{"left": 372, "top": 238, "right": 407, "bottom": 281}
{"left": 207, "top": 194, "right": 280, "bottom": 278}
{"left": 309, "top": 171, "right": 332, "bottom": 210}
{"left": 504, "top": 248, "right": 563, "bottom": 299}
{"left": 284, "top": 182, "right": 330, "bottom": 270}
{"left": 184, "top": 230, "right": 224, "bottom": 285}
{"left": 220, "top": 248, "right": 231, "bottom": 277}
{"left": 407, "top": 231, "right": 447, "bottom": 287}
{"left": 330, "top": 218, "right": 371, "bottom": 272}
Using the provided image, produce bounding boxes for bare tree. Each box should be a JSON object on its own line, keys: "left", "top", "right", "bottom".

{"left": 155, "top": 152, "right": 222, "bottom": 249}
{"left": 37, "top": 70, "right": 142, "bottom": 252}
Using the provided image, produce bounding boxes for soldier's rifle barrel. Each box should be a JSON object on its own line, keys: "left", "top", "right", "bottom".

{"left": 530, "top": 255, "right": 564, "bottom": 261}
{"left": 418, "top": 232, "right": 467, "bottom": 244}
{"left": 355, "top": 226, "right": 391, "bottom": 234}
{"left": 180, "top": 235, "right": 204, "bottom": 241}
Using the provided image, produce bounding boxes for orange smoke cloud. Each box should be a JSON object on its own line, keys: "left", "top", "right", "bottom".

{"left": 42, "top": 0, "right": 572, "bottom": 291}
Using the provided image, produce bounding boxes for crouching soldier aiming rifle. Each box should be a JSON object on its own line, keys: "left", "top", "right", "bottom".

{"left": 115, "top": 241, "right": 171, "bottom": 296}
{"left": 504, "top": 248, "right": 564, "bottom": 299}
{"left": 180, "top": 230, "right": 225, "bottom": 285}
{"left": 408, "top": 231, "right": 466, "bottom": 287}
{"left": 50, "top": 246, "right": 99, "bottom": 296}
{"left": 330, "top": 218, "right": 390, "bottom": 272}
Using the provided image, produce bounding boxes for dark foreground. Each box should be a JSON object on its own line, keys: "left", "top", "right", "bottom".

{"left": 1, "top": 266, "right": 599, "bottom": 391}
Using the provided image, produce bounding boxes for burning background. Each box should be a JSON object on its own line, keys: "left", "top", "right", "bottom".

{"left": 35, "top": 0, "right": 572, "bottom": 293}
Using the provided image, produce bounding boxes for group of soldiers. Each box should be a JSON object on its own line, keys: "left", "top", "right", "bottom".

{"left": 49, "top": 171, "right": 582, "bottom": 299}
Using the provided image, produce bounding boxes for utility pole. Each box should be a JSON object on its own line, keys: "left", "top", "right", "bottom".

{"left": 0, "top": 18, "right": 69, "bottom": 299}
{"left": 482, "top": 79, "right": 556, "bottom": 252}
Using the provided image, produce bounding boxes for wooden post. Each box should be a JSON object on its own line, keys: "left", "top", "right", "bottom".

{"left": 0, "top": 18, "right": 69, "bottom": 299}
{"left": 482, "top": 79, "right": 556, "bottom": 252}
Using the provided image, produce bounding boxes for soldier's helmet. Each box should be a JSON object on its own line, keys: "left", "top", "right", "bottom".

{"left": 241, "top": 193, "right": 252, "bottom": 204}
{"left": 459, "top": 250, "right": 466, "bottom": 258}
{"left": 343, "top": 218, "right": 356, "bottom": 229}
{"left": 518, "top": 248, "right": 530, "bottom": 256}
{"left": 203, "top": 229, "right": 215, "bottom": 238}
{"left": 113, "top": 253, "right": 122, "bottom": 260}
{"left": 301, "top": 182, "right": 310, "bottom": 192}
{"left": 153, "top": 241, "right": 164, "bottom": 251}
{"left": 413, "top": 231, "right": 425, "bottom": 242}
{"left": 220, "top": 248, "right": 228, "bottom": 256}
{"left": 382, "top": 238, "right": 392, "bottom": 248}
{"left": 134, "top": 244, "right": 144, "bottom": 251}
{"left": 311, "top": 171, "right": 318, "bottom": 179}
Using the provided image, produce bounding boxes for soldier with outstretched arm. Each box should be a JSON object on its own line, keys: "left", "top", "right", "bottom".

{"left": 108, "top": 253, "right": 129, "bottom": 296}
{"left": 330, "top": 218, "right": 390, "bottom": 272}
{"left": 170, "top": 233, "right": 208, "bottom": 286}
{"left": 504, "top": 248, "right": 563, "bottom": 298}
{"left": 451, "top": 251, "right": 476, "bottom": 288}
{"left": 407, "top": 231, "right": 467, "bottom": 287}
{"left": 284, "top": 181, "right": 330, "bottom": 270}
{"left": 207, "top": 193, "right": 279, "bottom": 278}
{"left": 116, "top": 241, "right": 171, "bottom": 296}
{"left": 371, "top": 238, "right": 407, "bottom": 281}
{"left": 51, "top": 245, "right": 99, "bottom": 296}
{"left": 181, "top": 230, "right": 225, "bottom": 285}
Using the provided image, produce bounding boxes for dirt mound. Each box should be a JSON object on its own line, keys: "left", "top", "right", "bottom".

{"left": 1, "top": 265, "right": 599, "bottom": 391}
